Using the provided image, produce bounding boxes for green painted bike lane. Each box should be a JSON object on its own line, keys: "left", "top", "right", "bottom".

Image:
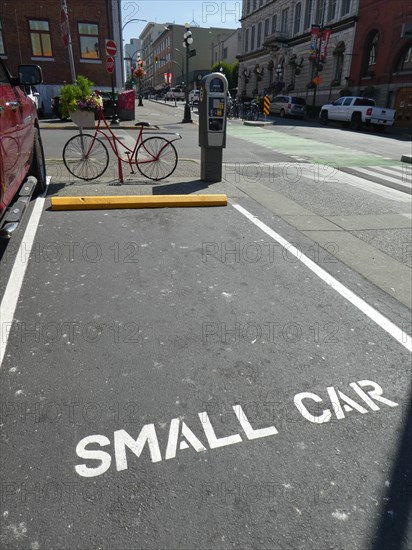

{"left": 227, "top": 125, "right": 399, "bottom": 168}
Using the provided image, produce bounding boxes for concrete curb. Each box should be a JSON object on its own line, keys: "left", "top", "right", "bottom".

{"left": 50, "top": 194, "right": 228, "bottom": 210}
{"left": 243, "top": 120, "right": 276, "bottom": 127}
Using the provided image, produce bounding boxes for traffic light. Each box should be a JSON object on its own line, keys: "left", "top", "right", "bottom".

{"left": 154, "top": 56, "right": 159, "bottom": 64}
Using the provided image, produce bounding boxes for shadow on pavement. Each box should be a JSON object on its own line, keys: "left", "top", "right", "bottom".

{"left": 371, "top": 389, "right": 412, "bottom": 549}
{"left": 152, "top": 179, "right": 211, "bottom": 195}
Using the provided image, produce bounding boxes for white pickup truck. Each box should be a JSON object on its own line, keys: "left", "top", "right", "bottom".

{"left": 319, "top": 96, "right": 396, "bottom": 130}
{"left": 165, "top": 87, "right": 185, "bottom": 101}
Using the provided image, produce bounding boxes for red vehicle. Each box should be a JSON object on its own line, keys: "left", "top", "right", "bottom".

{"left": 0, "top": 60, "right": 45, "bottom": 236}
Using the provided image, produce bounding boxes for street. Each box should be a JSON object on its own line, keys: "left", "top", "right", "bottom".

{"left": 0, "top": 100, "right": 411, "bottom": 550}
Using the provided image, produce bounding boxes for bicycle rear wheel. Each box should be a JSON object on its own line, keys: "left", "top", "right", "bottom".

{"left": 63, "top": 134, "right": 109, "bottom": 181}
{"left": 136, "top": 137, "right": 178, "bottom": 181}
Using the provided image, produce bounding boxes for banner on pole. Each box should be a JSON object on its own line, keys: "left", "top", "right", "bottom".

{"left": 309, "top": 25, "right": 320, "bottom": 60}
{"left": 320, "top": 28, "right": 332, "bottom": 62}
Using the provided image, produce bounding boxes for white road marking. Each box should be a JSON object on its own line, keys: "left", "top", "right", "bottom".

{"left": 0, "top": 178, "right": 50, "bottom": 367}
{"left": 231, "top": 202, "right": 412, "bottom": 353}
{"left": 352, "top": 166, "right": 411, "bottom": 188}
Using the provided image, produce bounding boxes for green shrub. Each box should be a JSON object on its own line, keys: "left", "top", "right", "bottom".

{"left": 60, "top": 75, "right": 94, "bottom": 118}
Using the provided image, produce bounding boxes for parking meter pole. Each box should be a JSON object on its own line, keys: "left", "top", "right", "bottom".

{"left": 201, "top": 149, "right": 223, "bottom": 182}
{"left": 198, "top": 73, "right": 228, "bottom": 182}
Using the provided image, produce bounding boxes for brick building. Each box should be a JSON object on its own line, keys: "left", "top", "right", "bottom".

{"left": 0, "top": 0, "right": 121, "bottom": 113}
{"left": 349, "top": 0, "right": 412, "bottom": 126}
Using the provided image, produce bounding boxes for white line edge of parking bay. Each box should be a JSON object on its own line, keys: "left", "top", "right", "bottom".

{"left": 231, "top": 202, "right": 412, "bottom": 353}
{"left": 0, "top": 178, "right": 50, "bottom": 367}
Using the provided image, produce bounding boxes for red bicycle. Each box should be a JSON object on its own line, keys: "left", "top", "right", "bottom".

{"left": 62, "top": 108, "right": 182, "bottom": 182}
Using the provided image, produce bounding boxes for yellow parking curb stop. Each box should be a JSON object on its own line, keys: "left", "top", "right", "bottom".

{"left": 51, "top": 194, "right": 228, "bottom": 210}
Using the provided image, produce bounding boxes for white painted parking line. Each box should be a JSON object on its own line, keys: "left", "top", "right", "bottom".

{"left": 0, "top": 178, "right": 50, "bottom": 367}
{"left": 231, "top": 202, "right": 412, "bottom": 353}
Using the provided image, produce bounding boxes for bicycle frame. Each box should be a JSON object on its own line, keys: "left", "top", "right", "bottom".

{"left": 79, "top": 108, "right": 182, "bottom": 183}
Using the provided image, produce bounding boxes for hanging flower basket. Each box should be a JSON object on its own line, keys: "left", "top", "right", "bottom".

{"left": 69, "top": 110, "right": 95, "bottom": 128}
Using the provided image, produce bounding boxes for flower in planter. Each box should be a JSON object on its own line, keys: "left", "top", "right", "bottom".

{"left": 60, "top": 75, "right": 103, "bottom": 118}
{"left": 76, "top": 92, "right": 103, "bottom": 112}
{"left": 133, "top": 67, "right": 146, "bottom": 79}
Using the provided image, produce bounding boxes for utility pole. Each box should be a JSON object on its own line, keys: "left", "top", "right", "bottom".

{"left": 60, "top": 0, "right": 76, "bottom": 83}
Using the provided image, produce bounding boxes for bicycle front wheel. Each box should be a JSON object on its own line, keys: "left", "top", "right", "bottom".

{"left": 63, "top": 134, "right": 109, "bottom": 181}
{"left": 136, "top": 137, "right": 178, "bottom": 181}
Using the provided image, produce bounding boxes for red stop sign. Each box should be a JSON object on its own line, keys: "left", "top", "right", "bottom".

{"left": 106, "top": 56, "right": 115, "bottom": 74}
{"left": 105, "top": 40, "right": 117, "bottom": 57}
{"left": 61, "top": 9, "right": 70, "bottom": 48}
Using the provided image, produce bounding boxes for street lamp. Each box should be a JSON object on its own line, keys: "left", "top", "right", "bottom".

{"left": 121, "top": 18, "right": 147, "bottom": 88}
{"left": 122, "top": 18, "right": 147, "bottom": 31}
{"left": 182, "top": 23, "right": 193, "bottom": 123}
{"left": 174, "top": 48, "right": 185, "bottom": 85}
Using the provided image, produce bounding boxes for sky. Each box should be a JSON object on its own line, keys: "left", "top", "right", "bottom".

{"left": 121, "top": 0, "right": 241, "bottom": 45}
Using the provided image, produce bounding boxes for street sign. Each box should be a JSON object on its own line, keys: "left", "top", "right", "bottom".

{"left": 106, "top": 56, "right": 115, "bottom": 74}
{"left": 60, "top": 8, "right": 70, "bottom": 48}
{"left": 189, "top": 49, "right": 196, "bottom": 58}
{"left": 263, "top": 95, "right": 271, "bottom": 116}
{"left": 105, "top": 39, "right": 117, "bottom": 57}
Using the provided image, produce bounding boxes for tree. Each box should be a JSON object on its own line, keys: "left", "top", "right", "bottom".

{"left": 211, "top": 61, "right": 239, "bottom": 90}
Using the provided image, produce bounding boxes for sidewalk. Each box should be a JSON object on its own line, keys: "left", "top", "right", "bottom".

{"left": 40, "top": 98, "right": 182, "bottom": 130}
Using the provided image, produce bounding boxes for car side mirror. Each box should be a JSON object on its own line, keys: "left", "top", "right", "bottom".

{"left": 18, "top": 65, "right": 43, "bottom": 85}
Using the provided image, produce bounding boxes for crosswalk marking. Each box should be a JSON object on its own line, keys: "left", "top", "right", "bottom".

{"left": 339, "top": 165, "right": 411, "bottom": 193}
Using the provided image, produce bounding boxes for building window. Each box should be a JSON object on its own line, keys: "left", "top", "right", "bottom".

{"left": 294, "top": 3, "right": 302, "bottom": 34}
{"left": 251, "top": 25, "right": 255, "bottom": 50}
{"left": 341, "top": 0, "right": 351, "bottom": 16}
{"left": 223, "top": 47, "right": 228, "bottom": 59}
{"left": 316, "top": 0, "right": 327, "bottom": 23}
{"left": 264, "top": 18, "right": 270, "bottom": 37}
{"left": 304, "top": 0, "right": 313, "bottom": 29}
{"left": 78, "top": 23, "right": 100, "bottom": 59}
{"left": 332, "top": 41, "right": 345, "bottom": 85}
{"left": 271, "top": 15, "right": 277, "bottom": 34}
{"left": 257, "top": 22, "right": 262, "bottom": 48}
{"left": 396, "top": 44, "right": 412, "bottom": 72}
{"left": 327, "top": 0, "right": 337, "bottom": 21}
{"left": 245, "top": 28, "right": 249, "bottom": 52}
{"left": 281, "top": 8, "right": 289, "bottom": 33}
{"left": 363, "top": 31, "right": 379, "bottom": 76}
{"left": 253, "top": 0, "right": 257, "bottom": 10}
{"left": 29, "top": 20, "right": 52, "bottom": 57}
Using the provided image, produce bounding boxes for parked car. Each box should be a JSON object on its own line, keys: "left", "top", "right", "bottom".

{"left": 189, "top": 89, "right": 199, "bottom": 104}
{"left": 51, "top": 90, "right": 115, "bottom": 121}
{"left": 319, "top": 96, "right": 396, "bottom": 130}
{"left": 23, "top": 85, "right": 41, "bottom": 113}
{"left": 270, "top": 95, "right": 307, "bottom": 118}
{"left": 0, "top": 60, "right": 46, "bottom": 235}
{"left": 165, "top": 87, "right": 186, "bottom": 101}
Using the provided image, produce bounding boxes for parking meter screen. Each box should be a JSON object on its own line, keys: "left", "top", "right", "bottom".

{"left": 210, "top": 77, "right": 224, "bottom": 93}
{"left": 209, "top": 119, "right": 223, "bottom": 131}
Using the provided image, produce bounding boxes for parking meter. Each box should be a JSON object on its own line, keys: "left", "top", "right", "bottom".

{"left": 198, "top": 72, "right": 228, "bottom": 181}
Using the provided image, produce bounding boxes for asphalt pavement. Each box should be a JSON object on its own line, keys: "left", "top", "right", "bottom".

{"left": 0, "top": 99, "right": 411, "bottom": 550}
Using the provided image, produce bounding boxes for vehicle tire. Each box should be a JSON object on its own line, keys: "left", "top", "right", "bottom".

{"left": 29, "top": 128, "right": 47, "bottom": 195}
{"left": 136, "top": 137, "right": 178, "bottom": 181}
{"left": 280, "top": 109, "right": 286, "bottom": 118}
{"left": 63, "top": 134, "right": 109, "bottom": 181}
{"left": 320, "top": 110, "right": 328, "bottom": 125}
{"left": 350, "top": 114, "right": 362, "bottom": 131}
